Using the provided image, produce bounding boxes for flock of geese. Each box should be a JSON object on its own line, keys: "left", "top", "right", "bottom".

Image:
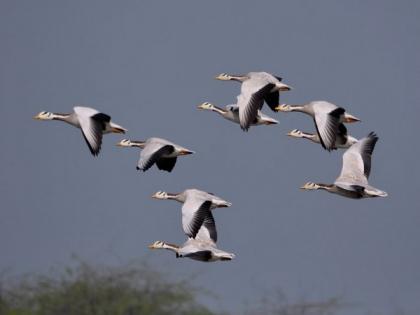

{"left": 34, "top": 71, "right": 387, "bottom": 262}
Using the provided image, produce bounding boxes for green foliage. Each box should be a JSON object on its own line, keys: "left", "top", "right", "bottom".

{"left": 0, "top": 261, "right": 218, "bottom": 315}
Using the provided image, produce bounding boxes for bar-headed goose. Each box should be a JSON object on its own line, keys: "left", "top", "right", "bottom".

{"left": 215, "top": 71, "right": 291, "bottom": 131}
{"left": 301, "top": 132, "right": 387, "bottom": 199}
{"left": 151, "top": 189, "right": 231, "bottom": 242}
{"left": 33, "top": 106, "right": 127, "bottom": 156}
{"left": 116, "top": 137, "right": 194, "bottom": 172}
{"left": 148, "top": 234, "right": 235, "bottom": 262}
{"left": 197, "top": 102, "right": 278, "bottom": 127}
{"left": 276, "top": 101, "right": 360, "bottom": 151}
{"left": 287, "top": 125, "right": 358, "bottom": 150}
{"left": 149, "top": 189, "right": 234, "bottom": 262}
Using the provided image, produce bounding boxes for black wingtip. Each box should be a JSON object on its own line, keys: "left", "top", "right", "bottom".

{"left": 89, "top": 148, "right": 100, "bottom": 157}
{"left": 367, "top": 131, "right": 378, "bottom": 140}
{"left": 329, "top": 107, "right": 346, "bottom": 118}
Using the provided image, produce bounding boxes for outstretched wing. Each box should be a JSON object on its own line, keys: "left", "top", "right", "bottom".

{"left": 182, "top": 200, "right": 213, "bottom": 240}
{"left": 137, "top": 144, "right": 174, "bottom": 171}
{"left": 74, "top": 107, "right": 110, "bottom": 156}
{"left": 238, "top": 83, "right": 275, "bottom": 131}
{"left": 313, "top": 107, "right": 345, "bottom": 151}
{"left": 195, "top": 211, "right": 218, "bottom": 243}
{"left": 335, "top": 132, "right": 378, "bottom": 186}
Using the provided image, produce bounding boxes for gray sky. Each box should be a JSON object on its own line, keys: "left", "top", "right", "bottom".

{"left": 1, "top": 1, "right": 419, "bottom": 314}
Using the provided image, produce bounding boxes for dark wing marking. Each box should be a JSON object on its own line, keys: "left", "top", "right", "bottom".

{"left": 184, "top": 250, "right": 213, "bottom": 262}
{"left": 137, "top": 145, "right": 174, "bottom": 171}
{"left": 80, "top": 113, "right": 110, "bottom": 156}
{"left": 156, "top": 157, "right": 177, "bottom": 172}
{"left": 202, "top": 211, "right": 217, "bottom": 243}
{"left": 337, "top": 123, "right": 348, "bottom": 137}
{"left": 264, "top": 91, "right": 279, "bottom": 111}
{"left": 330, "top": 107, "right": 345, "bottom": 119}
{"left": 240, "top": 83, "right": 276, "bottom": 131}
{"left": 335, "top": 123, "right": 348, "bottom": 146}
{"left": 350, "top": 185, "right": 365, "bottom": 198}
{"left": 80, "top": 131, "right": 101, "bottom": 156}
{"left": 359, "top": 132, "right": 378, "bottom": 178}
{"left": 274, "top": 75, "right": 283, "bottom": 81}
{"left": 313, "top": 119, "right": 327, "bottom": 150}
{"left": 313, "top": 107, "right": 345, "bottom": 151}
{"left": 185, "top": 201, "right": 212, "bottom": 239}
{"left": 91, "top": 113, "right": 111, "bottom": 125}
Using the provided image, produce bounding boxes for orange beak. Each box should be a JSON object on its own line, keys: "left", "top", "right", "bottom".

{"left": 343, "top": 115, "right": 361, "bottom": 123}
{"left": 179, "top": 149, "right": 194, "bottom": 155}
{"left": 111, "top": 127, "right": 126, "bottom": 134}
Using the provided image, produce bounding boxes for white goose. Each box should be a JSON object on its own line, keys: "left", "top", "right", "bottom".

{"left": 215, "top": 71, "right": 291, "bottom": 131}
{"left": 116, "top": 137, "right": 194, "bottom": 172}
{"left": 197, "top": 102, "right": 278, "bottom": 127}
{"left": 149, "top": 189, "right": 235, "bottom": 262}
{"left": 287, "top": 125, "right": 358, "bottom": 150}
{"left": 148, "top": 233, "right": 235, "bottom": 262}
{"left": 34, "top": 106, "right": 127, "bottom": 156}
{"left": 301, "top": 132, "right": 388, "bottom": 199}
{"left": 276, "top": 101, "right": 360, "bottom": 151}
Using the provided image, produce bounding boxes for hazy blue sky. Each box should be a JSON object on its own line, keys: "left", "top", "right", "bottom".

{"left": 1, "top": 1, "right": 419, "bottom": 314}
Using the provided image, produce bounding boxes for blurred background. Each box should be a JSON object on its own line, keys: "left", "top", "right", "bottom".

{"left": 0, "top": 1, "right": 419, "bottom": 314}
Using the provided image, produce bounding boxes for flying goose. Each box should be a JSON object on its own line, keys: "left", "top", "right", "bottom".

{"left": 276, "top": 101, "right": 360, "bottom": 151}
{"left": 149, "top": 189, "right": 234, "bottom": 262}
{"left": 215, "top": 71, "right": 291, "bottom": 131}
{"left": 148, "top": 237, "right": 235, "bottom": 262}
{"left": 287, "top": 126, "right": 358, "bottom": 149}
{"left": 116, "top": 137, "right": 194, "bottom": 172}
{"left": 151, "top": 189, "right": 231, "bottom": 242}
{"left": 33, "top": 106, "right": 127, "bottom": 156}
{"left": 301, "top": 132, "right": 387, "bottom": 199}
{"left": 197, "top": 102, "right": 278, "bottom": 127}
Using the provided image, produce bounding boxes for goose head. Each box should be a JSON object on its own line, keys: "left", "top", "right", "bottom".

{"left": 275, "top": 104, "right": 292, "bottom": 112}
{"left": 33, "top": 111, "right": 54, "bottom": 120}
{"left": 148, "top": 241, "right": 165, "bottom": 249}
{"left": 152, "top": 191, "right": 186, "bottom": 202}
{"left": 116, "top": 139, "right": 146, "bottom": 148}
{"left": 300, "top": 182, "right": 321, "bottom": 190}
{"left": 116, "top": 139, "right": 133, "bottom": 147}
{"left": 214, "top": 73, "right": 248, "bottom": 81}
{"left": 151, "top": 191, "right": 170, "bottom": 200}
{"left": 215, "top": 73, "right": 233, "bottom": 81}
{"left": 287, "top": 129, "right": 304, "bottom": 138}
{"left": 197, "top": 102, "right": 215, "bottom": 111}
